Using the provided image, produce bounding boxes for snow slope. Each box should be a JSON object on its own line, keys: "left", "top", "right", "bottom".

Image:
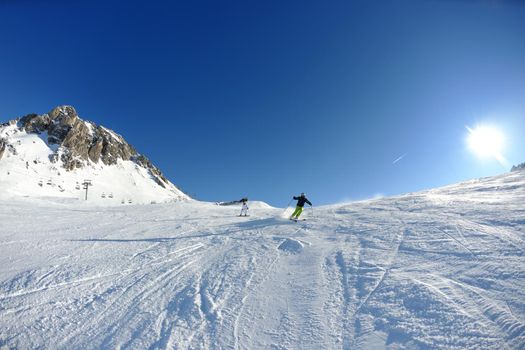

{"left": 0, "top": 171, "right": 524, "bottom": 349}
{"left": 0, "top": 122, "right": 188, "bottom": 205}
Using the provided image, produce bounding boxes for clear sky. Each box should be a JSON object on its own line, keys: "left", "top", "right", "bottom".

{"left": 1, "top": 0, "right": 524, "bottom": 206}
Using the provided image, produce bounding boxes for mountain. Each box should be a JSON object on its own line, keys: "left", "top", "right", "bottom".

{"left": 0, "top": 170, "right": 524, "bottom": 349}
{"left": 0, "top": 105, "right": 189, "bottom": 204}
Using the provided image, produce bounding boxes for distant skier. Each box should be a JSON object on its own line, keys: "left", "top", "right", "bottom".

{"left": 240, "top": 198, "right": 249, "bottom": 217}
{"left": 290, "top": 193, "right": 312, "bottom": 220}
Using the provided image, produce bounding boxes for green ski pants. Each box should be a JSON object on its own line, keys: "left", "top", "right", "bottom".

{"left": 291, "top": 206, "right": 303, "bottom": 218}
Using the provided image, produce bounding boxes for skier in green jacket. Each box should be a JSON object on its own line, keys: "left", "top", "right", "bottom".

{"left": 290, "top": 193, "right": 312, "bottom": 220}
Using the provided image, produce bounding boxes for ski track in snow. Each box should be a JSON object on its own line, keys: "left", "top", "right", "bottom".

{"left": 1, "top": 171, "right": 525, "bottom": 349}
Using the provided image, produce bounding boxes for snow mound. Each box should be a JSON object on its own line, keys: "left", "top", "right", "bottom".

{"left": 248, "top": 200, "right": 274, "bottom": 209}
{"left": 277, "top": 238, "right": 305, "bottom": 254}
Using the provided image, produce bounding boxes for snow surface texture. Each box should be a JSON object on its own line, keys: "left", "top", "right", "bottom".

{"left": 1, "top": 171, "right": 524, "bottom": 349}
{"left": 0, "top": 122, "right": 188, "bottom": 205}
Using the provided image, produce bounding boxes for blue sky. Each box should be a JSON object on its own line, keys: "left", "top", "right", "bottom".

{"left": 1, "top": 0, "right": 524, "bottom": 206}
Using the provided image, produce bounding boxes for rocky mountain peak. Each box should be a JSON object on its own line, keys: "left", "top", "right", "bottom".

{"left": 49, "top": 105, "right": 79, "bottom": 122}
{"left": 11, "top": 106, "right": 175, "bottom": 190}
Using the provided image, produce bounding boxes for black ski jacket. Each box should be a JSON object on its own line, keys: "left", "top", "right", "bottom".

{"left": 293, "top": 196, "right": 312, "bottom": 207}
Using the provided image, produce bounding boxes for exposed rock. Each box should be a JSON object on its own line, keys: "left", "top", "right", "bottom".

{"left": 0, "top": 138, "right": 6, "bottom": 161}
{"left": 17, "top": 106, "right": 133, "bottom": 169}
{"left": 13, "top": 105, "right": 182, "bottom": 193}
{"left": 134, "top": 155, "right": 169, "bottom": 188}
{"left": 19, "top": 113, "right": 50, "bottom": 134}
{"left": 88, "top": 139, "right": 104, "bottom": 162}
{"left": 59, "top": 152, "right": 84, "bottom": 171}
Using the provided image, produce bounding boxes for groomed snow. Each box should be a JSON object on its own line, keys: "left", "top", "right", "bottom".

{"left": 0, "top": 171, "right": 524, "bottom": 349}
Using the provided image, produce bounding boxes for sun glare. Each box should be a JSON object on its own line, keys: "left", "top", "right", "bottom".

{"left": 466, "top": 125, "right": 507, "bottom": 165}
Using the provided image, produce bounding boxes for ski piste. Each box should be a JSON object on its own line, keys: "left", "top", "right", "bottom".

{"left": 1, "top": 169, "right": 524, "bottom": 349}
{"left": 290, "top": 218, "right": 306, "bottom": 222}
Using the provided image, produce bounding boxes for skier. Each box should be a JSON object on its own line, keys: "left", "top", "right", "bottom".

{"left": 290, "top": 193, "right": 312, "bottom": 220}
{"left": 240, "top": 198, "right": 249, "bottom": 217}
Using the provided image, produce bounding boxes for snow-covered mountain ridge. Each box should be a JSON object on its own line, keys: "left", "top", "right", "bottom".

{"left": 0, "top": 170, "right": 524, "bottom": 349}
{"left": 0, "top": 106, "right": 188, "bottom": 204}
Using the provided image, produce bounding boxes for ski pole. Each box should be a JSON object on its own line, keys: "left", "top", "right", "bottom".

{"left": 283, "top": 198, "right": 293, "bottom": 217}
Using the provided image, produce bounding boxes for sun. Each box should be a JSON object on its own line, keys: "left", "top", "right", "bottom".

{"left": 466, "top": 125, "right": 507, "bottom": 165}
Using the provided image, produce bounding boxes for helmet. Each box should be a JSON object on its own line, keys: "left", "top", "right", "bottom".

{"left": 301, "top": 192, "right": 305, "bottom": 196}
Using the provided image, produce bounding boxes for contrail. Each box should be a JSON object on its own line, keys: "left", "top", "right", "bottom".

{"left": 393, "top": 153, "right": 407, "bottom": 165}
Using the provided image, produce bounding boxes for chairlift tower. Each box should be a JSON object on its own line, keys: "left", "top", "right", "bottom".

{"left": 82, "top": 179, "right": 92, "bottom": 200}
